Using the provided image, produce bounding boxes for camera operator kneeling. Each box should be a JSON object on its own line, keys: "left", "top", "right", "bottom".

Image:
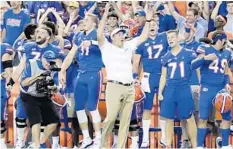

{"left": 20, "top": 51, "right": 60, "bottom": 149}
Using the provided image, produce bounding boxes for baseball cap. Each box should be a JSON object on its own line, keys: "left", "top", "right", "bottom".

{"left": 43, "top": 51, "right": 57, "bottom": 62}
{"left": 135, "top": 10, "right": 146, "bottom": 17}
{"left": 111, "top": 28, "right": 126, "bottom": 39}
{"left": 68, "top": 1, "right": 79, "bottom": 8}
{"left": 157, "top": 4, "right": 165, "bottom": 11}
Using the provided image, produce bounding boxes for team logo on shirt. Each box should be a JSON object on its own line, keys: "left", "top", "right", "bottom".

{"left": 6, "top": 18, "right": 21, "bottom": 27}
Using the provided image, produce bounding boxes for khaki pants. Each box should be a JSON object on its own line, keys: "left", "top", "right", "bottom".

{"left": 101, "top": 82, "right": 134, "bottom": 148}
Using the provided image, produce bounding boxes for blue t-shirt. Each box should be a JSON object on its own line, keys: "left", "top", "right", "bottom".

{"left": 197, "top": 45, "right": 232, "bottom": 86}
{"left": 72, "top": 29, "right": 103, "bottom": 72}
{"left": 3, "top": 9, "right": 31, "bottom": 45}
{"left": 162, "top": 48, "right": 197, "bottom": 86}
{"left": 136, "top": 33, "right": 169, "bottom": 73}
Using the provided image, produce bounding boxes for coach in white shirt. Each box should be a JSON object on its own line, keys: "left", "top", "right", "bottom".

{"left": 97, "top": 2, "right": 153, "bottom": 148}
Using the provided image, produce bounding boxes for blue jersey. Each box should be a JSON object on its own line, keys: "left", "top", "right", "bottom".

{"left": 73, "top": 29, "right": 103, "bottom": 72}
{"left": 23, "top": 42, "right": 63, "bottom": 61}
{"left": 162, "top": 48, "right": 197, "bottom": 86}
{"left": 197, "top": 46, "right": 232, "bottom": 86}
{"left": 181, "top": 40, "right": 200, "bottom": 85}
{"left": 51, "top": 39, "right": 72, "bottom": 51}
{"left": 136, "top": 33, "right": 169, "bottom": 73}
{"left": 1, "top": 43, "right": 14, "bottom": 94}
{"left": 3, "top": 9, "right": 30, "bottom": 45}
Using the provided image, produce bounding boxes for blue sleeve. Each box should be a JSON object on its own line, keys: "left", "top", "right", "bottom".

{"left": 23, "top": 13, "right": 31, "bottom": 27}
{"left": 161, "top": 54, "right": 168, "bottom": 67}
{"left": 218, "top": 2, "right": 227, "bottom": 16}
{"left": 191, "top": 57, "right": 204, "bottom": 70}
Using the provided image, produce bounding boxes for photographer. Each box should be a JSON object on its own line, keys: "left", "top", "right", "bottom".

{"left": 20, "top": 51, "right": 60, "bottom": 149}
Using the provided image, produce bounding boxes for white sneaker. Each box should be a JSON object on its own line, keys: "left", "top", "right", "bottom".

{"left": 14, "top": 140, "right": 25, "bottom": 149}
{"left": 52, "top": 143, "right": 61, "bottom": 149}
{"left": 140, "top": 140, "right": 149, "bottom": 148}
{"left": 80, "top": 138, "right": 93, "bottom": 149}
{"left": 73, "top": 146, "right": 78, "bottom": 149}
{"left": 92, "top": 137, "right": 100, "bottom": 149}
{"left": 216, "top": 137, "right": 222, "bottom": 149}
{"left": 196, "top": 147, "right": 204, "bottom": 149}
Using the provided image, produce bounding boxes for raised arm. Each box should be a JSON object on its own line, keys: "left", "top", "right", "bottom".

{"left": 202, "top": 1, "right": 210, "bottom": 21}
{"left": 38, "top": 8, "right": 52, "bottom": 25}
{"left": 167, "top": 2, "right": 181, "bottom": 21}
{"left": 135, "top": 8, "right": 153, "bottom": 47}
{"left": 97, "top": 3, "right": 111, "bottom": 47}
{"left": 51, "top": 9, "right": 65, "bottom": 28}
{"left": 63, "top": 11, "right": 76, "bottom": 36}
{"left": 111, "top": 2, "right": 126, "bottom": 21}
{"left": 211, "top": 1, "right": 222, "bottom": 20}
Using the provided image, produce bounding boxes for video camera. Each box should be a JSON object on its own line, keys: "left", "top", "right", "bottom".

{"left": 36, "top": 61, "right": 61, "bottom": 97}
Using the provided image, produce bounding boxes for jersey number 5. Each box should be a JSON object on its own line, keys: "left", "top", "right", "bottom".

{"left": 147, "top": 44, "right": 163, "bottom": 59}
{"left": 209, "top": 59, "right": 227, "bottom": 73}
{"left": 168, "top": 61, "right": 185, "bottom": 79}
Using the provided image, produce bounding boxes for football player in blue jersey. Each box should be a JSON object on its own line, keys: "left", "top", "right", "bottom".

{"left": 60, "top": 13, "right": 103, "bottom": 148}
{"left": 12, "top": 24, "right": 38, "bottom": 149}
{"left": 133, "top": 18, "right": 169, "bottom": 147}
{"left": 0, "top": 43, "right": 14, "bottom": 149}
{"left": 179, "top": 28, "right": 201, "bottom": 148}
{"left": 192, "top": 31, "right": 232, "bottom": 149}
{"left": 158, "top": 30, "right": 197, "bottom": 148}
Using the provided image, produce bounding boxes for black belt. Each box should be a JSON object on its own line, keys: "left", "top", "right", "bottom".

{"left": 108, "top": 80, "right": 133, "bottom": 86}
